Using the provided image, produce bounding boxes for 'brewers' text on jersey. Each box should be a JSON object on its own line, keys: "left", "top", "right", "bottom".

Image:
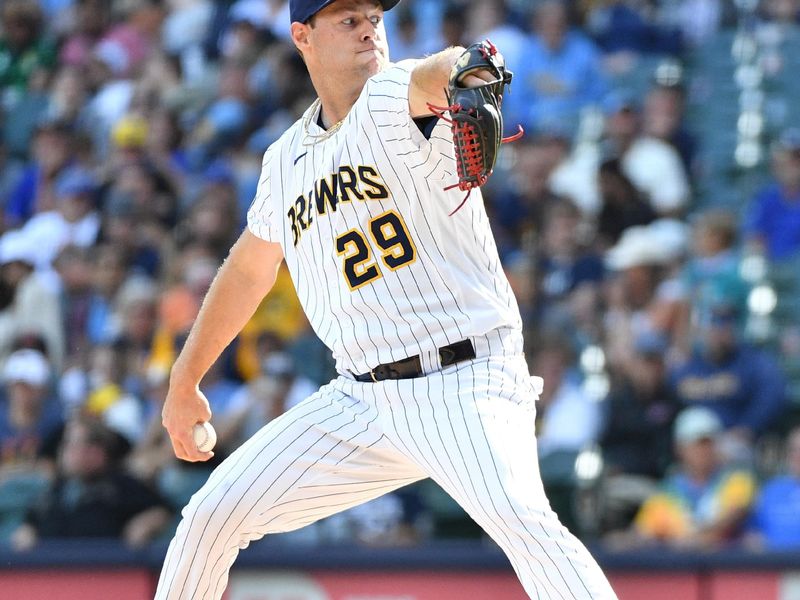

{"left": 247, "top": 61, "right": 522, "bottom": 375}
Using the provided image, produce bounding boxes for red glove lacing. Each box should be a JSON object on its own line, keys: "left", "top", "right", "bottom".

{"left": 426, "top": 101, "right": 524, "bottom": 215}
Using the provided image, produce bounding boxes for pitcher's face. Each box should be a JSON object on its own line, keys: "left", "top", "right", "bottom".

{"left": 294, "top": 1, "right": 389, "bottom": 86}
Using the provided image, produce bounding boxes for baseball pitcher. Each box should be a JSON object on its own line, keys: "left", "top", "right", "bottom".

{"left": 157, "top": 1, "right": 618, "bottom": 598}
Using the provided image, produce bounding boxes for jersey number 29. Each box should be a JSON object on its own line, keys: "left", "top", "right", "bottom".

{"left": 335, "top": 210, "right": 416, "bottom": 291}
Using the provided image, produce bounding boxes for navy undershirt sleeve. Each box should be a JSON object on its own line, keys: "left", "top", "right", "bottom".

{"left": 413, "top": 116, "right": 439, "bottom": 140}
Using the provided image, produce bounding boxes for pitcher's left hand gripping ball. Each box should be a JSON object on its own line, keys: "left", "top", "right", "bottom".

{"left": 428, "top": 40, "right": 523, "bottom": 214}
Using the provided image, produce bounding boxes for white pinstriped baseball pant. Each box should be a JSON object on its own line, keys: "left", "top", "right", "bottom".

{"left": 154, "top": 329, "right": 618, "bottom": 599}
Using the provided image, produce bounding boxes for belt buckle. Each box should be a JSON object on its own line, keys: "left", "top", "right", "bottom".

{"left": 369, "top": 368, "right": 379, "bottom": 383}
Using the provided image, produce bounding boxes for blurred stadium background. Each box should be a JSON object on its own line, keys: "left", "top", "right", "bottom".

{"left": 2, "top": 0, "right": 800, "bottom": 598}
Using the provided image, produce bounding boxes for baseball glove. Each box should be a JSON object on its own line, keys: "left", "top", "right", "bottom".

{"left": 428, "top": 40, "right": 523, "bottom": 215}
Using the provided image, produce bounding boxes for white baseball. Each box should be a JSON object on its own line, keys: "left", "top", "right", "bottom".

{"left": 193, "top": 421, "right": 217, "bottom": 452}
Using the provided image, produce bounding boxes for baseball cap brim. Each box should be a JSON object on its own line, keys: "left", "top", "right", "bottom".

{"left": 674, "top": 407, "right": 723, "bottom": 444}
{"left": 291, "top": 0, "right": 401, "bottom": 24}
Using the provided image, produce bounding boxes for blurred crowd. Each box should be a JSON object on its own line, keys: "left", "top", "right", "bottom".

{"left": 2, "top": 0, "right": 800, "bottom": 555}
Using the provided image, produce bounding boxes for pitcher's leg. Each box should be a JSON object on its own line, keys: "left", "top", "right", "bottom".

{"left": 379, "top": 358, "right": 617, "bottom": 600}
{"left": 155, "top": 385, "right": 424, "bottom": 600}
{"left": 451, "top": 360, "right": 617, "bottom": 599}
{"left": 469, "top": 400, "right": 616, "bottom": 597}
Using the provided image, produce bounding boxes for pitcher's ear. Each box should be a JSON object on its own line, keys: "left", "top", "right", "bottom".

{"left": 291, "top": 22, "right": 311, "bottom": 54}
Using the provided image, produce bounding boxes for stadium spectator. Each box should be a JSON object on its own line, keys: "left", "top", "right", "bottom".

{"left": 747, "top": 426, "right": 800, "bottom": 549}
{"left": 532, "top": 199, "right": 605, "bottom": 329}
{"left": 761, "top": 0, "right": 800, "bottom": 24}
{"left": 58, "top": 0, "right": 111, "bottom": 69}
{"left": 52, "top": 246, "right": 93, "bottom": 363}
{"left": 81, "top": 341, "right": 147, "bottom": 445}
{"left": 115, "top": 276, "right": 159, "bottom": 368}
{"left": 146, "top": 283, "right": 200, "bottom": 382}
{"left": 107, "top": 159, "right": 178, "bottom": 231}
{"left": 99, "top": 189, "right": 165, "bottom": 280}
{"left": 180, "top": 187, "right": 240, "bottom": 260}
{"left": 230, "top": 0, "right": 291, "bottom": 44}
{"left": 0, "top": 348, "right": 60, "bottom": 468}
{"left": 680, "top": 209, "right": 750, "bottom": 343}
{"left": 0, "top": 348, "right": 59, "bottom": 545}
{"left": 128, "top": 364, "right": 170, "bottom": 478}
{"left": 99, "top": 0, "right": 161, "bottom": 79}
{"left": 104, "top": 115, "right": 149, "bottom": 175}
{"left": 82, "top": 22, "right": 148, "bottom": 155}
{"left": 642, "top": 81, "right": 698, "bottom": 178}
{"left": 743, "top": 128, "right": 800, "bottom": 261}
{"left": 234, "top": 263, "right": 310, "bottom": 380}
{"left": 85, "top": 244, "right": 129, "bottom": 346}
{"left": 20, "top": 166, "right": 101, "bottom": 267}
{"left": 44, "top": 66, "right": 90, "bottom": 133}
{"left": 602, "top": 91, "right": 690, "bottom": 217}
{"left": 532, "top": 334, "right": 603, "bottom": 462}
{"left": 185, "top": 60, "right": 253, "bottom": 168}
{"left": 587, "top": 0, "right": 683, "bottom": 56}
{"left": 0, "top": 135, "right": 24, "bottom": 205}
{"left": 0, "top": 0, "right": 55, "bottom": 111}
{"left": 219, "top": 1, "right": 273, "bottom": 65}
{"left": 490, "top": 134, "right": 571, "bottom": 253}
{"left": 160, "top": 0, "right": 213, "bottom": 66}
{"left": 664, "top": 0, "right": 724, "bottom": 47}
{"left": 599, "top": 331, "right": 679, "bottom": 531}
{"left": 142, "top": 106, "right": 189, "bottom": 198}
{"left": 548, "top": 91, "right": 691, "bottom": 219}
{"left": 670, "top": 300, "right": 787, "bottom": 456}
{"left": 466, "top": 0, "right": 527, "bottom": 75}
{"left": 529, "top": 330, "right": 600, "bottom": 531}
{"left": 0, "top": 230, "right": 64, "bottom": 368}
{"left": 438, "top": 3, "right": 468, "bottom": 50}
{"left": 5, "top": 120, "right": 72, "bottom": 227}
{"left": 602, "top": 331, "right": 678, "bottom": 481}
{"left": 610, "top": 407, "right": 756, "bottom": 549}
{"left": 11, "top": 416, "right": 170, "bottom": 550}
{"left": 505, "top": 0, "right": 607, "bottom": 135}
{"left": 596, "top": 157, "right": 657, "bottom": 248}
{"left": 603, "top": 222, "right": 687, "bottom": 372}
{"left": 383, "top": 6, "right": 423, "bottom": 62}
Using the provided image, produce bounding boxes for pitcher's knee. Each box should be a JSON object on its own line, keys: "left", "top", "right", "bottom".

{"left": 484, "top": 500, "right": 566, "bottom": 537}
{"left": 178, "top": 478, "right": 236, "bottom": 534}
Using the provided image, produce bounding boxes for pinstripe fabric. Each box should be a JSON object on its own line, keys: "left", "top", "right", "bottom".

{"left": 156, "top": 385, "right": 427, "bottom": 599}
{"left": 246, "top": 61, "right": 521, "bottom": 376}
{"left": 155, "top": 331, "right": 617, "bottom": 600}
{"left": 162, "top": 57, "right": 617, "bottom": 600}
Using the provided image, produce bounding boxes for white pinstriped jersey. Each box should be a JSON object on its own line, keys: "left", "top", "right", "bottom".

{"left": 247, "top": 60, "right": 522, "bottom": 375}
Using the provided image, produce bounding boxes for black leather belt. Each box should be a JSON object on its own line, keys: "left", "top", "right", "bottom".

{"left": 354, "top": 339, "right": 477, "bottom": 382}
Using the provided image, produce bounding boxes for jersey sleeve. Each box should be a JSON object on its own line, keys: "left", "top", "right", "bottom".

{"left": 246, "top": 146, "right": 280, "bottom": 243}
{"left": 363, "top": 60, "right": 454, "bottom": 179}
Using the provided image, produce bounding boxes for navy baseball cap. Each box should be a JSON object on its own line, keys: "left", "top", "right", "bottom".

{"left": 290, "top": 0, "right": 401, "bottom": 24}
